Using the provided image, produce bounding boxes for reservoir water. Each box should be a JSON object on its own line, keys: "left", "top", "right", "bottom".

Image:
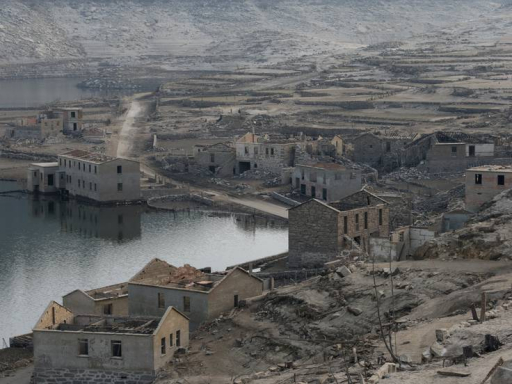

{"left": 0, "top": 78, "right": 133, "bottom": 108}
{"left": 0, "top": 181, "right": 288, "bottom": 346}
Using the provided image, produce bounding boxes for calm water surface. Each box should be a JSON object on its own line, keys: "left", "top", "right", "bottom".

{"left": 0, "top": 181, "right": 288, "bottom": 346}
{"left": 0, "top": 78, "right": 133, "bottom": 108}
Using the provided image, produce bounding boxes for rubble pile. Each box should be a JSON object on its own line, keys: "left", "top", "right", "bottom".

{"left": 414, "top": 189, "right": 512, "bottom": 260}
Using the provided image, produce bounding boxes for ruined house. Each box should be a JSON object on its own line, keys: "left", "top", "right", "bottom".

{"left": 235, "top": 132, "right": 295, "bottom": 174}
{"left": 63, "top": 283, "right": 129, "bottom": 317}
{"left": 352, "top": 132, "right": 416, "bottom": 171}
{"left": 56, "top": 107, "right": 83, "bottom": 133}
{"left": 128, "top": 259, "right": 263, "bottom": 330}
{"left": 465, "top": 165, "right": 512, "bottom": 212}
{"left": 193, "top": 142, "right": 236, "bottom": 176}
{"left": 369, "top": 226, "right": 436, "bottom": 261}
{"left": 402, "top": 132, "right": 496, "bottom": 172}
{"left": 288, "top": 190, "right": 390, "bottom": 268}
{"left": 292, "top": 162, "right": 362, "bottom": 202}
{"left": 33, "top": 301, "right": 189, "bottom": 384}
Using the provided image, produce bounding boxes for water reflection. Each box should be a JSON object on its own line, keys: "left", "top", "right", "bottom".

{"left": 28, "top": 198, "right": 142, "bottom": 242}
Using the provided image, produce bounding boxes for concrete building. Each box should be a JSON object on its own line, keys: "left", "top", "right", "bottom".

{"left": 402, "top": 132, "right": 496, "bottom": 172}
{"left": 465, "top": 165, "right": 512, "bottom": 212}
{"left": 63, "top": 283, "right": 129, "bottom": 317}
{"left": 56, "top": 107, "right": 83, "bottom": 133}
{"left": 128, "top": 259, "right": 263, "bottom": 330}
{"left": 235, "top": 132, "right": 295, "bottom": 174}
{"left": 288, "top": 190, "right": 390, "bottom": 268}
{"left": 293, "top": 163, "right": 362, "bottom": 202}
{"left": 27, "top": 163, "right": 64, "bottom": 194}
{"left": 193, "top": 142, "right": 236, "bottom": 176}
{"left": 58, "top": 150, "right": 141, "bottom": 203}
{"left": 33, "top": 301, "right": 189, "bottom": 384}
{"left": 352, "top": 132, "right": 416, "bottom": 170}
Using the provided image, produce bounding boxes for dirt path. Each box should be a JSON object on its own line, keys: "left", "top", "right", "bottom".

{"left": 0, "top": 365, "right": 33, "bottom": 384}
{"left": 116, "top": 98, "right": 143, "bottom": 159}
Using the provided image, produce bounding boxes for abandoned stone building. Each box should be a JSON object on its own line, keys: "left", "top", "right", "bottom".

{"left": 56, "top": 107, "right": 84, "bottom": 133}
{"left": 33, "top": 301, "right": 189, "bottom": 384}
{"left": 351, "top": 132, "right": 416, "bottom": 170}
{"left": 465, "top": 165, "right": 512, "bottom": 212}
{"left": 27, "top": 150, "right": 141, "bottom": 203}
{"left": 402, "top": 132, "right": 496, "bottom": 172}
{"left": 63, "top": 282, "right": 129, "bottom": 317}
{"left": 193, "top": 142, "right": 236, "bottom": 176}
{"left": 61, "top": 150, "right": 140, "bottom": 202}
{"left": 292, "top": 162, "right": 362, "bottom": 202}
{"left": 299, "top": 135, "right": 344, "bottom": 158}
{"left": 128, "top": 259, "right": 263, "bottom": 330}
{"left": 235, "top": 132, "right": 296, "bottom": 174}
{"left": 288, "top": 190, "right": 390, "bottom": 268}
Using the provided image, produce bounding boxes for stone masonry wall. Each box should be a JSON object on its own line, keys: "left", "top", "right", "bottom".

{"left": 33, "top": 368, "right": 155, "bottom": 384}
{"left": 288, "top": 201, "right": 340, "bottom": 268}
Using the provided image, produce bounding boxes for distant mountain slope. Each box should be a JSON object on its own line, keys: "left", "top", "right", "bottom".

{"left": 0, "top": 0, "right": 505, "bottom": 64}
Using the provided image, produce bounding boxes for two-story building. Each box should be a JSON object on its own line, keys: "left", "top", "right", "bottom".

{"left": 235, "top": 132, "right": 296, "bottom": 174}
{"left": 56, "top": 107, "right": 84, "bottom": 133}
{"left": 288, "top": 190, "right": 390, "bottom": 268}
{"left": 33, "top": 301, "right": 189, "bottom": 384}
{"left": 293, "top": 163, "right": 362, "bottom": 202}
{"left": 58, "top": 150, "right": 140, "bottom": 203}
{"left": 465, "top": 165, "right": 512, "bottom": 212}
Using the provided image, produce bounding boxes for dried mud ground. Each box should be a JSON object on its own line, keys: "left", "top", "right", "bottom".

{"left": 153, "top": 260, "right": 512, "bottom": 384}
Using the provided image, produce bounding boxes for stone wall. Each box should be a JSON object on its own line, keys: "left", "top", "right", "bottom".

{"left": 288, "top": 200, "right": 341, "bottom": 268}
{"left": 33, "top": 368, "right": 155, "bottom": 384}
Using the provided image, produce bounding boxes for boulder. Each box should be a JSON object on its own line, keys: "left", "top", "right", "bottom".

{"left": 336, "top": 266, "right": 352, "bottom": 277}
{"left": 436, "top": 328, "right": 450, "bottom": 342}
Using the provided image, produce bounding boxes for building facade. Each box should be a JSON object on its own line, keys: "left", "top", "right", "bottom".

{"left": 292, "top": 163, "right": 362, "bottom": 202}
{"left": 193, "top": 143, "right": 236, "bottom": 176}
{"left": 33, "top": 302, "right": 189, "bottom": 384}
{"left": 235, "top": 132, "right": 295, "bottom": 174}
{"left": 58, "top": 150, "right": 141, "bottom": 203}
{"left": 57, "top": 107, "right": 84, "bottom": 133}
{"left": 465, "top": 166, "right": 512, "bottom": 212}
{"left": 128, "top": 263, "right": 263, "bottom": 330}
{"left": 63, "top": 283, "right": 129, "bottom": 317}
{"left": 288, "top": 190, "right": 390, "bottom": 268}
{"left": 402, "top": 132, "right": 496, "bottom": 172}
{"left": 27, "top": 163, "right": 64, "bottom": 194}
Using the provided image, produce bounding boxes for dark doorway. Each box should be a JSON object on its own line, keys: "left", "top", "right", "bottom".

{"left": 209, "top": 166, "right": 216, "bottom": 173}
{"left": 47, "top": 174, "right": 54, "bottom": 187}
{"left": 73, "top": 123, "right": 78, "bottom": 131}
{"left": 354, "top": 236, "right": 361, "bottom": 245}
{"left": 234, "top": 294, "right": 239, "bottom": 308}
{"left": 239, "top": 161, "right": 251, "bottom": 173}
{"left": 300, "top": 184, "right": 306, "bottom": 195}
{"left": 322, "top": 188, "right": 327, "bottom": 200}
{"left": 469, "top": 145, "right": 475, "bottom": 157}
{"left": 311, "top": 186, "right": 316, "bottom": 198}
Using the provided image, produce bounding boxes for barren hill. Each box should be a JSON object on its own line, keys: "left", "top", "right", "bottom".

{"left": 0, "top": 0, "right": 507, "bottom": 67}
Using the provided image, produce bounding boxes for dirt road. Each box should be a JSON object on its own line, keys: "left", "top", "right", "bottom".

{"left": 117, "top": 99, "right": 143, "bottom": 159}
